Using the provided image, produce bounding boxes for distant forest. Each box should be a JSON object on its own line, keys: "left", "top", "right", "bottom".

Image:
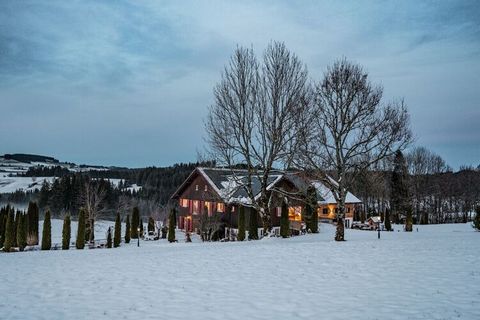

{"left": 2, "top": 161, "right": 215, "bottom": 219}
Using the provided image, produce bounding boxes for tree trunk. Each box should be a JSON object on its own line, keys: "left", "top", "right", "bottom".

{"left": 335, "top": 218, "right": 345, "bottom": 241}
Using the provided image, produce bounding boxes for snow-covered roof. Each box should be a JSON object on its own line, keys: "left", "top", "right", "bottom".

{"left": 312, "top": 180, "right": 362, "bottom": 205}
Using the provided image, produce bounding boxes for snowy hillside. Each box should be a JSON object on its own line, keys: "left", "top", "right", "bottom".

{"left": 1, "top": 222, "right": 479, "bottom": 320}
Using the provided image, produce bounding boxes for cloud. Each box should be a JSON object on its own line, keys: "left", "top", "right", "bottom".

{"left": 0, "top": 0, "right": 478, "bottom": 168}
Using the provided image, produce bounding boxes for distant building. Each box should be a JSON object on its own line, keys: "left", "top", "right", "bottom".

{"left": 170, "top": 167, "right": 362, "bottom": 237}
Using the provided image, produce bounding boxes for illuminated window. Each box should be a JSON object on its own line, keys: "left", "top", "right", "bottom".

{"left": 217, "top": 203, "right": 225, "bottom": 213}
{"left": 288, "top": 206, "right": 302, "bottom": 221}
{"left": 195, "top": 185, "right": 199, "bottom": 191}
{"left": 231, "top": 206, "right": 235, "bottom": 212}
{"left": 180, "top": 198, "right": 189, "bottom": 208}
{"left": 204, "top": 185, "right": 208, "bottom": 192}
{"left": 193, "top": 200, "right": 199, "bottom": 214}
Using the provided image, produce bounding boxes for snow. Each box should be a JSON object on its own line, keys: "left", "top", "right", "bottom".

{"left": 1, "top": 222, "right": 479, "bottom": 320}
{"left": 312, "top": 180, "right": 362, "bottom": 204}
{"left": 0, "top": 175, "right": 55, "bottom": 193}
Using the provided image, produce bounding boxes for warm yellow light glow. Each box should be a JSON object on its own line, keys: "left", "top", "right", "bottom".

{"left": 288, "top": 206, "right": 302, "bottom": 221}
{"left": 217, "top": 203, "right": 225, "bottom": 213}
{"left": 180, "top": 198, "right": 189, "bottom": 208}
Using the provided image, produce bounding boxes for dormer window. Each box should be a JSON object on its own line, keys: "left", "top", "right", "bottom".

{"left": 195, "top": 185, "right": 199, "bottom": 191}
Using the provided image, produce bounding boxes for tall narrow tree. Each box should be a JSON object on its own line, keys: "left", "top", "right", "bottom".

{"left": 41, "top": 210, "right": 52, "bottom": 250}
{"left": 391, "top": 150, "right": 413, "bottom": 232}
{"left": 280, "top": 201, "right": 290, "bottom": 238}
{"left": 3, "top": 210, "right": 15, "bottom": 252}
{"left": 17, "top": 213, "right": 27, "bottom": 251}
{"left": 168, "top": 208, "right": 176, "bottom": 243}
{"left": 131, "top": 207, "right": 139, "bottom": 239}
{"left": 237, "top": 206, "right": 246, "bottom": 241}
{"left": 148, "top": 216, "right": 155, "bottom": 234}
{"left": 305, "top": 186, "right": 319, "bottom": 233}
{"left": 384, "top": 208, "right": 392, "bottom": 231}
{"left": 106, "top": 227, "right": 112, "bottom": 248}
{"left": 76, "top": 209, "right": 86, "bottom": 249}
{"left": 26, "top": 201, "right": 39, "bottom": 245}
{"left": 248, "top": 208, "right": 259, "bottom": 240}
{"left": 125, "top": 214, "right": 131, "bottom": 243}
{"left": 62, "top": 214, "right": 71, "bottom": 250}
{"left": 114, "top": 212, "right": 121, "bottom": 248}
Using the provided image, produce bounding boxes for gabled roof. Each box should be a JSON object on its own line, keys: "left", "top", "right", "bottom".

{"left": 171, "top": 167, "right": 362, "bottom": 206}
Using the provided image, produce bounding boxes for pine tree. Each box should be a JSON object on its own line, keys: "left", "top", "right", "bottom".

{"left": 168, "top": 208, "right": 176, "bottom": 243}
{"left": 131, "top": 207, "right": 139, "bottom": 239}
{"left": 26, "top": 201, "right": 39, "bottom": 245}
{"left": 148, "top": 216, "right": 155, "bottom": 234}
{"left": 125, "top": 214, "right": 131, "bottom": 243}
{"left": 3, "top": 210, "right": 15, "bottom": 252}
{"left": 17, "top": 213, "right": 27, "bottom": 251}
{"left": 106, "top": 227, "right": 112, "bottom": 248}
{"left": 473, "top": 206, "right": 480, "bottom": 231}
{"left": 41, "top": 210, "right": 52, "bottom": 250}
{"left": 384, "top": 207, "right": 392, "bottom": 231}
{"left": 0, "top": 207, "right": 6, "bottom": 248}
{"left": 114, "top": 212, "right": 121, "bottom": 248}
{"left": 62, "top": 214, "right": 71, "bottom": 250}
{"left": 280, "top": 201, "right": 290, "bottom": 238}
{"left": 237, "top": 206, "right": 246, "bottom": 241}
{"left": 391, "top": 150, "right": 413, "bottom": 232}
{"left": 306, "top": 186, "right": 319, "bottom": 233}
{"left": 248, "top": 208, "right": 259, "bottom": 240}
{"left": 76, "top": 209, "right": 86, "bottom": 249}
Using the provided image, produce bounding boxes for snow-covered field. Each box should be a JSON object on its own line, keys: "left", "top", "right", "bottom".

{"left": 1, "top": 222, "right": 479, "bottom": 320}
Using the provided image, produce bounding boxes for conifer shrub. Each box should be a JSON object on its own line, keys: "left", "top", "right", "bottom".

{"left": 148, "top": 216, "right": 155, "bottom": 234}
{"left": 125, "top": 214, "right": 131, "bottom": 243}
{"left": 41, "top": 211, "right": 52, "bottom": 250}
{"left": 248, "top": 208, "right": 259, "bottom": 240}
{"left": 76, "top": 209, "right": 86, "bottom": 249}
{"left": 237, "top": 206, "right": 246, "bottom": 241}
{"left": 131, "top": 207, "right": 139, "bottom": 239}
{"left": 474, "top": 206, "right": 480, "bottom": 231}
{"left": 168, "top": 208, "right": 176, "bottom": 243}
{"left": 62, "top": 214, "right": 71, "bottom": 250}
{"left": 17, "top": 213, "right": 27, "bottom": 251}
{"left": 106, "top": 227, "right": 112, "bottom": 248}
{"left": 3, "top": 211, "right": 14, "bottom": 252}
{"left": 280, "top": 202, "right": 290, "bottom": 238}
{"left": 114, "top": 212, "right": 121, "bottom": 247}
{"left": 27, "top": 201, "right": 39, "bottom": 245}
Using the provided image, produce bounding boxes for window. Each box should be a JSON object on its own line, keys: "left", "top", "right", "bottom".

{"left": 217, "top": 203, "right": 225, "bottom": 213}
{"left": 346, "top": 207, "right": 350, "bottom": 213}
{"left": 276, "top": 207, "right": 282, "bottom": 217}
{"left": 195, "top": 185, "right": 199, "bottom": 191}
{"left": 288, "top": 206, "right": 302, "bottom": 221}
{"left": 322, "top": 208, "right": 329, "bottom": 215}
{"left": 193, "top": 200, "right": 199, "bottom": 214}
{"left": 231, "top": 206, "right": 236, "bottom": 212}
{"left": 180, "top": 198, "right": 189, "bottom": 208}
{"left": 204, "top": 201, "right": 212, "bottom": 216}
{"left": 204, "top": 185, "right": 208, "bottom": 192}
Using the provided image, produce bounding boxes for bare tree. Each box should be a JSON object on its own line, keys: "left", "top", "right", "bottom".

{"left": 206, "top": 41, "right": 310, "bottom": 233}
{"left": 298, "top": 59, "right": 412, "bottom": 241}
{"left": 80, "top": 179, "right": 107, "bottom": 243}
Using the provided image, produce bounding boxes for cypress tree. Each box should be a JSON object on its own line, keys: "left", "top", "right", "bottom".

{"left": 76, "top": 209, "right": 86, "bottom": 249}
{"left": 114, "top": 212, "right": 121, "bottom": 247}
{"left": 27, "top": 201, "right": 39, "bottom": 245}
{"left": 148, "top": 216, "right": 155, "bottom": 234}
{"left": 473, "top": 206, "right": 480, "bottom": 231}
{"left": 168, "top": 208, "right": 176, "bottom": 243}
{"left": 384, "top": 208, "right": 392, "bottom": 231}
{"left": 280, "top": 202, "right": 290, "bottom": 238}
{"left": 131, "top": 207, "right": 139, "bottom": 239}
{"left": 237, "top": 206, "right": 246, "bottom": 241}
{"left": 17, "top": 213, "right": 27, "bottom": 251}
{"left": 3, "top": 210, "right": 14, "bottom": 252}
{"left": 41, "top": 210, "right": 52, "bottom": 250}
{"left": 0, "top": 207, "right": 6, "bottom": 248}
{"left": 62, "top": 214, "right": 71, "bottom": 250}
{"left": 391, "top": 150, "right": 412, "bottom": 232}
{"left": 306, "top": 186, "right": 319, "bottom": 233}
{"left": 125, "top": 214, "right": 131, "bottom": 243}
{"left": 248, "top": 208, "right": 259, "bottom": 240}
{"left": 13, "top": 210, "right": 19, "bottom": 247}
{"left": 106, "top": 227, "right": 112, "bottom": 248}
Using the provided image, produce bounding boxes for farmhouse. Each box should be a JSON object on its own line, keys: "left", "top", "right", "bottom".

{"left": 171, "top": 167, "right": 362, "bottom": 237}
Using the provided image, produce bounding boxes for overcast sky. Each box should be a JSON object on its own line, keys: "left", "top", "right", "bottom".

{"left": 0, "top": 0, "right": 479, "bottom": 169}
